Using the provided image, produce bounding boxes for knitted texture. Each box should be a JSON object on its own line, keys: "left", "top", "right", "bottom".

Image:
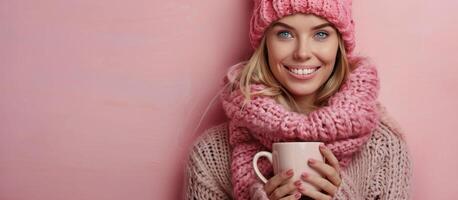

{"left": 250, "top": 0, "right": 355, "bottom": 57}
{"left": 220, "top": 57, "right": 380, "bottom": 200}
{"left": 185, "top": 125, "right": 233, "bottom": 199}
{"left": 184, "top": 104, "right": 412, "bottom": 199}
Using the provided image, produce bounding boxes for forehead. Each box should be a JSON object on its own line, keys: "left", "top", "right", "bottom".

{"left": 270, "top": 13, "right": 333, "bottom": 30}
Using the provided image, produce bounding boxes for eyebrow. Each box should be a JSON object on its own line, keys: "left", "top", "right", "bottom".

{"left": 271, "top": 22, "right": 332, "bottom": 30}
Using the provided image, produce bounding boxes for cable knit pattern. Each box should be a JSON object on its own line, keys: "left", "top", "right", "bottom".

{"left": 184, "top": 104, "right": 412, "bottom": 199}
{"left": 250, "top": 0, "right": 356, "bottom": 57}
{"left": 220, "top": 57, "right": 380, "bottom": 200}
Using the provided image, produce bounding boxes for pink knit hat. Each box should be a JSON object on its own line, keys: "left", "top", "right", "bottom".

{"left": 249, "top": 0, "right": 356, "bottom": 56}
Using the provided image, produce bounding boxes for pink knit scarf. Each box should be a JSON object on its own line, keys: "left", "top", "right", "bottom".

{"left": 220, "top": 57, "right": 381, "bottom": 199}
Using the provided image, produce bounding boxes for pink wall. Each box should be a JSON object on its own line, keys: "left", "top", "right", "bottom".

{"left": 1, "top": 0, "right": 457, "bottom": 199}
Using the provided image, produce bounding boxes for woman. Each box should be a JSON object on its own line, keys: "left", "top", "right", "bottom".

{"left": 185, "top": 0, "right": 412, "bottom": 199}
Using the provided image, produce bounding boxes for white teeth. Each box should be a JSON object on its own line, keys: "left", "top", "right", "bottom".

{"left": 289, "top": 67, "right": 318, "bottom": 75}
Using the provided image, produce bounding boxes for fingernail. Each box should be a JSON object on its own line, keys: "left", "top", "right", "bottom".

{"left": 299, "top": 187, "right": 306, "bottom": 193}
{"left": 297, "top": 185, "right": 304, "bottom": 191}
{"left": 301, "top": 172, "right": 308, "bottom": 179}
{"left": 285, "top": 169, "right": 294, "bottom": 176}
{"left": 308, "top": 159, "right": 316, "bottom": 164}
{"left": 319, "top": 144, "right": 326, "bottom": 149}
{"left": 294, "top": 180, "right": 301, "bottom": 186}
{"left": 294, "top": 192, "right": 301, "bottom": 199}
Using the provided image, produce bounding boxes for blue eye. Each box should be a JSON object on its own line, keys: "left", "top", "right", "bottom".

{"left": 315, "top": 31, "right": 329, "bottom": 40}
{"left": 277, "top": 31, "right": 292, "bottom": 39}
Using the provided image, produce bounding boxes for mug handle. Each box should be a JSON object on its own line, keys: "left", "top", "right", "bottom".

{"left": 252, "top": 151, "right": 272, "bottom": 184}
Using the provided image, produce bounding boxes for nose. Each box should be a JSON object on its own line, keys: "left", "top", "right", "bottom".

{"left": 293, "top": 39, "right": 312, "bottom": 61}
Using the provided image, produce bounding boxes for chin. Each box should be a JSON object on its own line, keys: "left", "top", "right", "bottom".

{"left": 286, "top": 85, "right": 319, "bottom": 98}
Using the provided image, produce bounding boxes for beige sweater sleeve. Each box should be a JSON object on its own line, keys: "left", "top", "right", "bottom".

{"left": 332, "top": 122, "right": 412, "bottom": 199}
{"left": 184, "top": 124, "right": 234, "bottom": 200}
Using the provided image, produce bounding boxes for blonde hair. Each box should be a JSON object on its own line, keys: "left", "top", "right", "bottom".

{"left": 226, "top": 29, "right": 353, "bottom": 114}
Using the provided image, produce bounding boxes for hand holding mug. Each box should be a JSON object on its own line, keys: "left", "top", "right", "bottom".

{"left": 253, "top": 142, "right": 342, "bottom": 200}
{"left": 253, "top": 142, "right": 324, "bottom": 199}
{"left": 299, "top": 144, "right": 342, "bottom": 200}
{"left": 263, "top": 169, "right": 302, "bottom": 200}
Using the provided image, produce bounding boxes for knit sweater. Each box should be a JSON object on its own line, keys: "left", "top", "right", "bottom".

{"left": 184, "top": 104, "right": 412, "bottom": 199}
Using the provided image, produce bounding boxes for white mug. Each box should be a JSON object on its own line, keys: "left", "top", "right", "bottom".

{"left": 252, "top": 142, "right": 324, "bottom": 191}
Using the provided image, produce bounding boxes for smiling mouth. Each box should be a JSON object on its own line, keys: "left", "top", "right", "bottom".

{"left": 284, "top": 65, "right": 321, "bottom": 76}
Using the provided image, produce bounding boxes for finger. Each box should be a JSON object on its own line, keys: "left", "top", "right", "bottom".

{"left": 269, "top": 181, "right": 299, "bottom": 200}
{"left": 308, "top": 159, "right": 341, "bottom": 186}
{"left": 299, "top": 188, "right": 332, "bottom": 200}
{"left": 264, "top": 169, "right": 294, "bottom": 195}
{"left": 280, "top": 191, "right": 302, "bottom": 200}
{"left": 301, "top": 173, "right": 337, "bottom": 196}
{"left": 319, "top": 144, "right": 341, "bottom": 172}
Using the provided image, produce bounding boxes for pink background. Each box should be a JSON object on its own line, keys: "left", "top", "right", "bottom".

{"left": 1, "top": 0, "right": 457, "bottom": 199}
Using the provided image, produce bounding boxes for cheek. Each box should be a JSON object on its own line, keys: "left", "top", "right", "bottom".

{"left": 268, "top": 46, "right": 295, "bottom": 73}
{"left": 267, "top": 43, "right": 286, "bottom": 69}
{"left": 267, "top": 52, "right": 282, "bottom": 79}
{"left": 315, "top": 45, "right": 339, "bottom": 66}
{"left": 269, "top": 43, "right": 288, "bottom": 61}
